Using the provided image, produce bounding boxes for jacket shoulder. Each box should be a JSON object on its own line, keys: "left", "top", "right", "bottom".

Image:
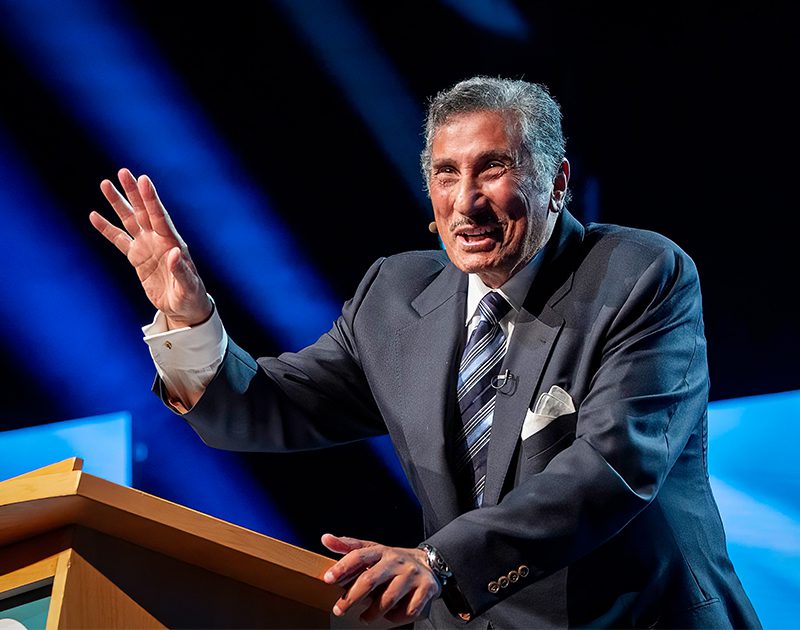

{"left": 344, "top": 249, "right": 454, "bottom": 315}
{"left": 382, "top": 249, "right": 451, "bottom": 271}
{"left": 583, "top": 222, "right": 698, "bottom": 275}
{"left": 371, "top": 249, "right": 453, "bottom": 293}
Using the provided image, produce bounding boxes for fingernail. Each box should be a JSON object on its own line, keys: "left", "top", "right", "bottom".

{"left": 324, "top": 571, "right": 334, "bottom": 582}
{"left": 333, "top": 605, "right": 342, "bottom": 616}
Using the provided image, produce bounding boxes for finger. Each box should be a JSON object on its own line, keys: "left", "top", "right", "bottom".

{"left": 402, "top": 580, "right": 440, "bottom": 620}
{"left": 321, "top": 533, "right": 377, "bottom": 555}
{"left": 118, "top": 168, "right": 152, "bottom": 232}
{"left": 99, "top": 178, "right": 141, "bottom": 237}
{"left": 332, "top": 596, "right": 372, "bottom": 621}
{"left": 333, "top": 565, "right": 390, "bottom": 617}
{"left": 89, "top": 210, "right": 132, "bottom": 255}
{"left": 138, "top": 174, "right": 183, "bottom": 243}
{"left": 359, "top": 579, "right": 410, "bottom": 624}
{"left": 384, "top": 597, "right": 419, "bottom": 625}
{"left": 323, "top": 544, "right": 383, "bottom": 585}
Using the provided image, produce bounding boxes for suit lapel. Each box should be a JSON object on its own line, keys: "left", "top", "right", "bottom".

{"left": 395, "top": 264, "right": 467, "bottom": 529}
{"left": 483, "top": 306, "right": 564, "bottom": 505}
{"left": 483, "top": 210, "right": 585, "bottom": 506}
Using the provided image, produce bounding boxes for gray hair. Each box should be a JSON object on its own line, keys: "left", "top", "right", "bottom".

{"left": 420, "top": 76, "right": 567, "bottom": 197}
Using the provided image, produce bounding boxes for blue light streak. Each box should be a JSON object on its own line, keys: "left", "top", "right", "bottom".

{"left": 0, "top": 0, "right": 340, "bottom": 351}
{"left": 0, "top": 0, "right": 415, "bottom": 504}
{"left": 439, "top": 0, "right": 530, "bottom": 40}
{"left": 273, "top": 0, "right": 428, "bottom": 210}
{"left": 0, "top": 128, "right": 295, "bottom": 542}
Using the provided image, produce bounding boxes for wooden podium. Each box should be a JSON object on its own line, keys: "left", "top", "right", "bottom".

{"left": 0, "top": 458, "right": 347, "bottom": 629}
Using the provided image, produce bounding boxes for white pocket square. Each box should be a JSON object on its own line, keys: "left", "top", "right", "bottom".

{"left": 521, "top": 385, "right": 575, "bottom": 440}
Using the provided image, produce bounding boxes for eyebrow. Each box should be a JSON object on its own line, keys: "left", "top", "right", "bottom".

{"left": 431, "top": 150, "right": 514, "bottom": 170}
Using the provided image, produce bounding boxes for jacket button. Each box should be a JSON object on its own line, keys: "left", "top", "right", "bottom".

{"left": 518, "top": 565, "right": 530, "bottom": 578}
{"left": 498, "top": 576, "right": 510, "bottom": 588}
{"left": 508, "top": 570, "right": 520, "bottom": 582}
{"left": 488, "top": 581, "right": 500, "bottom": 594}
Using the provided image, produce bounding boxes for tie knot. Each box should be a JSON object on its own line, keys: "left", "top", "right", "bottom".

{"left": 478, "top": 291, "right": 511, "bottom": 325}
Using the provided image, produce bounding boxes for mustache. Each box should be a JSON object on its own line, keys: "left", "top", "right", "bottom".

{"left": 449, "top": 216, "right": 505, "bottom": 233}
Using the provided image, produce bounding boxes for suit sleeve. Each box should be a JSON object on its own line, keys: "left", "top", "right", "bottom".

{"left": 426, "top": 245, "right": 709, "bottom": 616}
{"left": 160, "top": 257, "right": 389, "bottom": 452}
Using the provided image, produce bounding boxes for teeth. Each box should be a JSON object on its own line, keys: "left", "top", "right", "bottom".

{"left": 462, "top": 227, "right": 495, "bottom": 237}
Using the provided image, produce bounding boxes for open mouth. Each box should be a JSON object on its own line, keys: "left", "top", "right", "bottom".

{"left": 454, "top": 225, "right": 502, "bottom": 249}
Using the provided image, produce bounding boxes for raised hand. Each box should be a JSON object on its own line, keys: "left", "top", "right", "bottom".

{"left": 321, "top": 533, "right": 440, "bottom": 627}
{"left": 90, "top": 168, "right": 212, "bottom": 329}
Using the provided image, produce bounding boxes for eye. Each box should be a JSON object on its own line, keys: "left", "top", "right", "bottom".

{"left": 433, "top": 165, "right": 458, "bottom": 186}
{"left": 482, "top": 161, "right": 508, "bottom": 179}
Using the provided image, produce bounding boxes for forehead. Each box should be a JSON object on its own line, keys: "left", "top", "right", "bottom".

{"left": 431, "top": 110, "right": 519, "bottom": 161}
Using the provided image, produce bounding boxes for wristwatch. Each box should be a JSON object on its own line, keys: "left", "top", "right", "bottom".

{"left": 417, "top": 543, "right": 473, "bottom": 621}
{"left": 418, "top": 543, "right": 453, "bottom": 587}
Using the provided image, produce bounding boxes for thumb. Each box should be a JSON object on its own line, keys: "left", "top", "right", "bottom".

{"left": 167, "top": 247, "right": 191, "bottom": 281}
{"left": 321, "top": 533, "right": 376, "bottom": 555}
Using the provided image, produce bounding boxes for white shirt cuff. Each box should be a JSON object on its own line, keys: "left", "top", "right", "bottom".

{"left": 142, "top": 296, "right": 227, "bottom": 411}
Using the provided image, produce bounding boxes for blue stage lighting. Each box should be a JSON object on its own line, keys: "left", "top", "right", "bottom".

{"left": 439, "top": 0, "right": 530, "bottom": 40}
{"left": 273, "top": 0, "right": 427, "bottom": 210}
{"left": 0, "top": 128, "right": 295, "bottom": 542}
{"left": 708, "top": 389, "right": 800, "bottom": 628}
{"left": 0, "top": 0, "right": 414, "bottom": 508}
{"left": 0, "top": 0, "right": 340, "bottom": 351}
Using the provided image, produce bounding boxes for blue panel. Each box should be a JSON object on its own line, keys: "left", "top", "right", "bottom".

{"left": 708, "top": 390, "right": 800, "bottom": 626}
{"left": 0, "top": 590, "right": 50, "bottom": 630}
{"left": 0, "top": 412, "right": 131, "bottom": 486}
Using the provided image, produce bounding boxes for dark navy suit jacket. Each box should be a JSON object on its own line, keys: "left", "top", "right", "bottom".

{"left": 168, "top": 210, "right": 761, "bottom": 629}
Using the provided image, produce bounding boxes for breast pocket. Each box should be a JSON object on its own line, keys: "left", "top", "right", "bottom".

{"left": 519, "top": 411, "right": 577, "bottom": 475}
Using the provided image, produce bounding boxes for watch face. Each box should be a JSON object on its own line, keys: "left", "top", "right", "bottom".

{"left": 419, "top": 544, "right": 451, "bottom": 584}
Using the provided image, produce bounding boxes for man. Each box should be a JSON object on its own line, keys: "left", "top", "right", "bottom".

{"left": 91, "top": 76, "right": 761, "bottom": 628}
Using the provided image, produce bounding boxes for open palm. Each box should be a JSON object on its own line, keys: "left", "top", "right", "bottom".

{"left": 90, "top": 168, "right": 211, "bottom": 328}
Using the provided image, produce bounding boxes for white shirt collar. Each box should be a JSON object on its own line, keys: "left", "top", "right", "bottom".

{"left": 465, "top": 246, "right": 546, "bottom": 326}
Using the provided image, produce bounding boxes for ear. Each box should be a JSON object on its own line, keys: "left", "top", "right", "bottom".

{"left": 549, "top": 159, "right": 571, "bottom": 213}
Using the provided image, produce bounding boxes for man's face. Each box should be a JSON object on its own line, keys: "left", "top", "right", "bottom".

{"left": 429, "top": 110, "right": 555, "bottom": 288}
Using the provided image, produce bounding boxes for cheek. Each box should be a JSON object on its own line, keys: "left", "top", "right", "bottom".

{"left": 431, "top": 191, "right": 450, "bottom": 214}
{"left": 503, "top": 222, "right": 528, "bottom": 251}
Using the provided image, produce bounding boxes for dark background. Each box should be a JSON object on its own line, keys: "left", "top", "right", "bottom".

{"left": 0, "top": 1, "right": 797, "bottom": 556}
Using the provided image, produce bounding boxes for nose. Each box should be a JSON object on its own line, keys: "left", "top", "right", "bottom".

{"left": 453, "top": 175, "right": 487, "bottom": 216}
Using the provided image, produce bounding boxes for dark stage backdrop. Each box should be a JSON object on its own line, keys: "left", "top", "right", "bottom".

{"left": 0, "top": 0, "right": 797, "bottom": 564}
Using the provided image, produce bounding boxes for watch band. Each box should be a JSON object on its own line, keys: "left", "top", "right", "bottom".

{"left": 418, "top": 543, "right": 453, "bottom": 587}
{"left": 417, "top": 543, "right": 473, "bottom": 621}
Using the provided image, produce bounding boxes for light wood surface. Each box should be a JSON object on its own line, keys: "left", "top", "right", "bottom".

{"left": 2, "top": 457, "right": 83, "bottom": 483}
{"left": 0, "top": 460, "right": 341, "bottom": 613}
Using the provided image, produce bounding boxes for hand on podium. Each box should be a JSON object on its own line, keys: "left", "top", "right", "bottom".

{"left": 321, "top": 533, "right": 439, "bottom": 627}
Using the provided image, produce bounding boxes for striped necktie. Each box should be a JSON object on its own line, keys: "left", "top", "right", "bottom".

{"left": 453, "top": 291, "right": 512, "bottom": 508}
